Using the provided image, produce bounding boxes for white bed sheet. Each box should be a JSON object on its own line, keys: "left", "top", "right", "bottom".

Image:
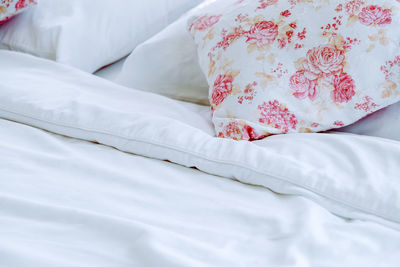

{"left": 1, "top": 118, "right": 400, "bottom": 267}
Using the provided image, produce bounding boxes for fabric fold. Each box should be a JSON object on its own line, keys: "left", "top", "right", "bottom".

{"left": 1, "top": 50, "right": 400, "bottom": 229}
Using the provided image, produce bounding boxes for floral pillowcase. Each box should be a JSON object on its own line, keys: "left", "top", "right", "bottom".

{"left": 189, "top": 0, "right": 400, "bottom": 141}
{"left": 0, "top": 0, "right": 36, "bottom": 24}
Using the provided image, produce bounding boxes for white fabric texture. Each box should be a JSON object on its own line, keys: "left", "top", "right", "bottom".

{"left": 1, "top": 50, "right": 400, "bottom": 231}
{"left": 117, "top": 2, "right": 210, "bottom": 105}
{"left": 0, "top": 0, "right": 203, "bottom": 72}
{"left": 3, "top": 118, "right": 400, "bottom": 267}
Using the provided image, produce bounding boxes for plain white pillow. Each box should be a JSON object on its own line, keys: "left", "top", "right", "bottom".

{"left": 0, "top": 0, "right": 203, "bottom": 73}
{"left": 117, "top": 2, "right": 210, "bottom": 105}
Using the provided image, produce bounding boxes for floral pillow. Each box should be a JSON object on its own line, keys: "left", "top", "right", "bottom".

{"left": 189, "top": 0, "right": 400, "bottom": 141}
{"left": 0, "top": 0, "right": 36, "bottom": 24}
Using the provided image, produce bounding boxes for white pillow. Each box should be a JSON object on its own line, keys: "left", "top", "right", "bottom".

{"left": 117, "top": 2, "right": 210, "bottom": 105}
{"left": 0, "top": 0, "right": 203, "bottom": 73}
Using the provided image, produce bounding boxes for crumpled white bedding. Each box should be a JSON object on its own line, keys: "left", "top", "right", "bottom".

{"left": 1, "top": 50, "right": 400, "bottom": 266}
{"left": 2, "top": 118, "right": 400, "bottom": 267}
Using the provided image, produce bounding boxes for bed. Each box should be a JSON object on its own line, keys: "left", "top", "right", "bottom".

{"left": 1, "top": 1, "right": 400, "bottom": 266}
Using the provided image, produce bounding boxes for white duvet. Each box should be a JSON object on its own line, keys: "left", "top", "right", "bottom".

{"left": 1, "top": 50, "right": 400, "bottom": 266}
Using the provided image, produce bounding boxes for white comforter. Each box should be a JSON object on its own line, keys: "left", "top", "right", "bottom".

{"left": 1, "top": 50, "right": 400, "bottom": 266}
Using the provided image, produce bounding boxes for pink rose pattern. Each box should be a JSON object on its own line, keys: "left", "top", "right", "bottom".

{"left": 331, "top": 73, "right": 356, "bottom": 103}
{"left": 334, "top": 121, "right": 345, "bottom": 127}
{"left": 245, "top": 21, "right": 279, "bottom": 47}
{"left": 289, "top": 70, "right": 318, "bottom": 101}
{"left": 258, "top": 100, "right": 298, "bottom": 133}
{"left": 0, "top": 0, "right": 35, "bottom": 24}
{"left": 190, "top": 15, "right": 222, "bottom": 31}
{"left": 291, "top": 44, "right": 357, "bottom": 104}
{"left": 358, "top": 5, "right": 392, "bottom": 26}
{"left": 218, "top": 121, "right": 267, "bottom": 141}
{"left": 345, "top": 0, "right": 365, "bottom": 16}
{"left": 190, "top": 0, "right": 400, "bottom": 141}
{"left": 354, "top": 96, "right": 378, "bottom": 112}
{"left": 256, "top": 0, "right": 279, "bottom": 10}
{"left": 211, "top": 74, "right": 234, "bottom": 107}
{"left": 303, "top": 45, "right": 345, "bottom": 78}
{"left": 381, "top": 56, "right": 400, "bottom": 80}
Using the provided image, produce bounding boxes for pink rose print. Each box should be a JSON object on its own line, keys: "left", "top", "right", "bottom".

{"left": 333, "top": 121, "right": 345, "bottom": 127}
{"left": 331, "top": 73, "right": 356, "bottom": 103}
{"left": 213, "top": 26, "right": 246, "bottom": 51}
{"left": 245, "top": 21, "right": 278, "bottom": 47}
{"left": 277, "top": 38, "right": 287, "bottom": 49}
{"left": 235, "top": 13, "right": 248, "bottom": 23}
{"left": 289, "top": 70, "right": 318, "bottom": 101}
{"left": 381, "top": 55, "right": 400, "bottom": 80}
{"left": 258, "top": 100, "right": 298, "bottom": 133}
{"left": 15, "top": 0, "right": 34, "bottom": 11}
{"left": 345, "top": 0, "right": 365, "bottom": 16}
{"left": 304, "top": 44, "right": 345, "bottom": 79}
{"left": 354, "top": 96, "right": 378, "bottom": 112}
{"left": 190, "top": 14, "right": 222, "bottom": 31}
{"left": 218, "top": 121, "right": 266, "bottom": 141}
{"left": 358, "top": 5, "right": 392, "bottom": 26}
{"left": 211, "top": 74, "right": 234, "bottom": 106}
{"left": 218, "top": 121, "right": 243, "bottom": 140}
{"left": 243, "top": 125, "right": 267, "bottom": 140}
{"left": 256, "top": 0, "right": 278, "bottom": 10}
{"left": 280, "top": 10, "right": 291, "bottom": 17}
{"left": 297, "top": 28, "right": 307, "bottom": 40}
{"left": 290, "top": 44, "right": 352, "bottom": 104}
{"left": 238, "top": 81, "right": 257, "bottom": 104}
